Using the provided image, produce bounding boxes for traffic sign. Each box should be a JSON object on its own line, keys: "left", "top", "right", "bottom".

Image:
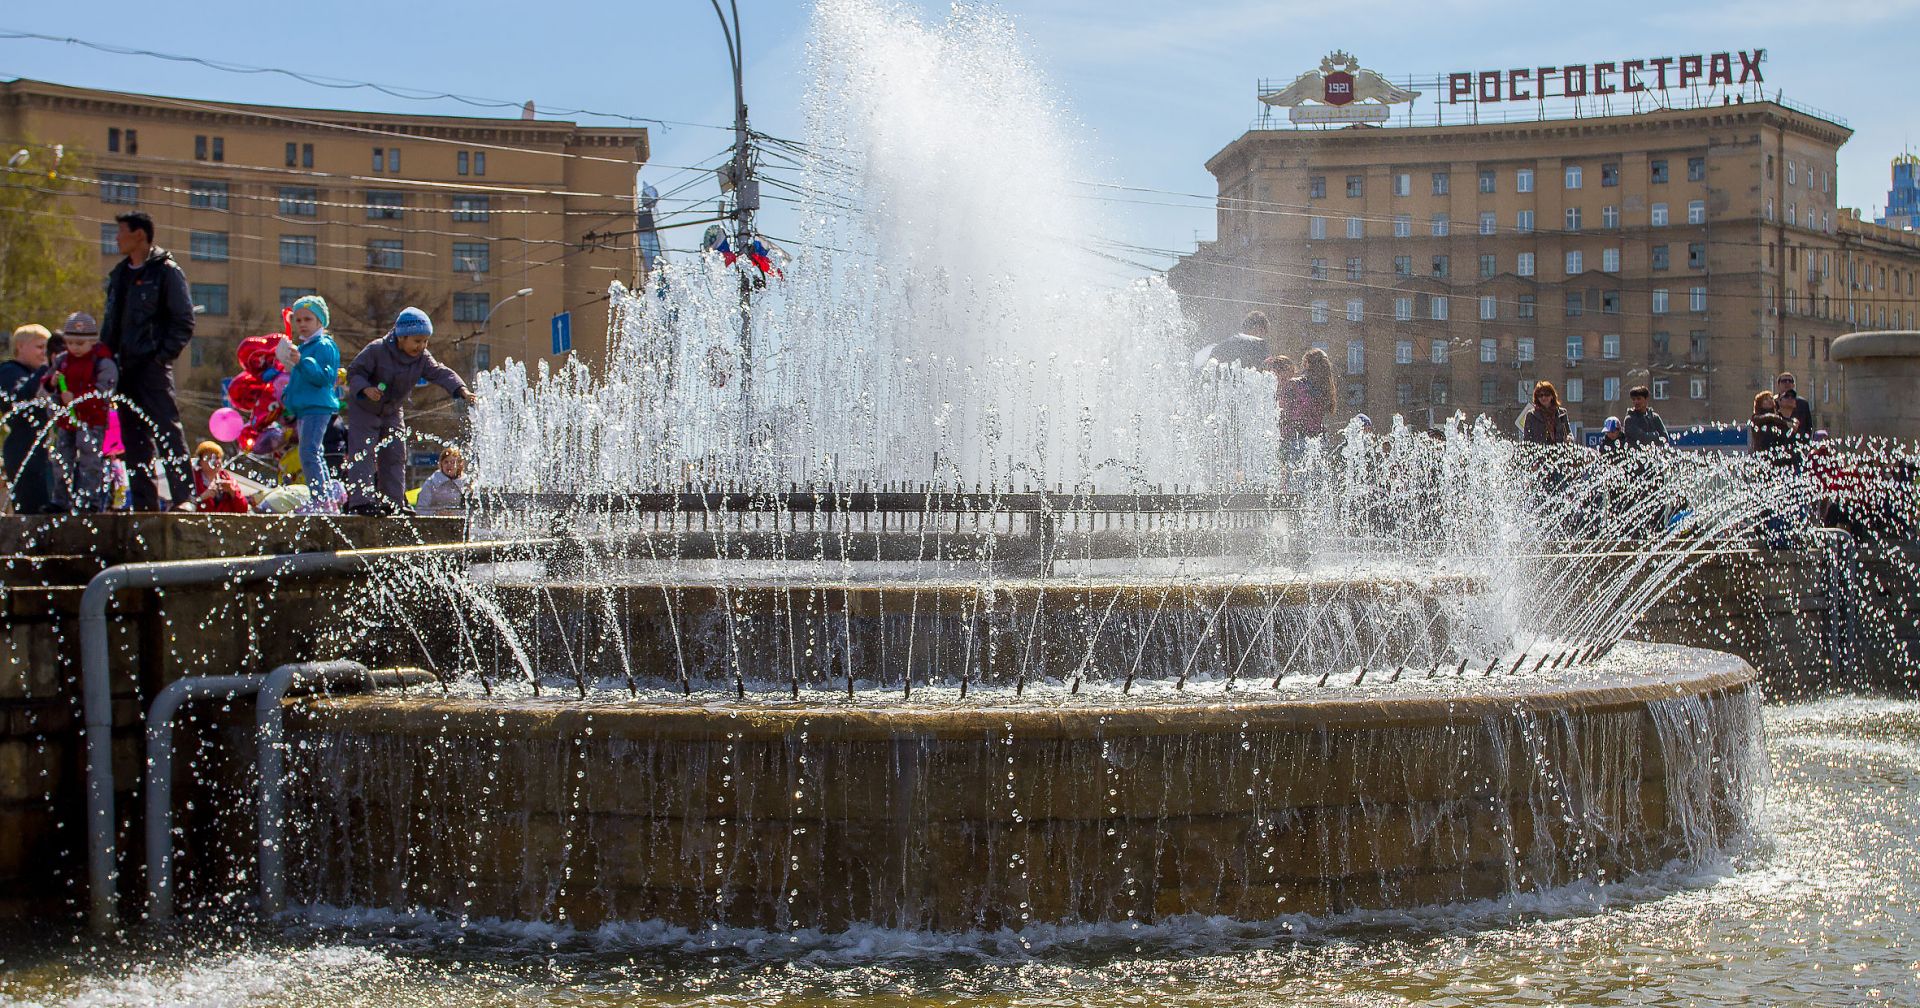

{"left": 550, "top": 311, "right": 572, "bottom": 355}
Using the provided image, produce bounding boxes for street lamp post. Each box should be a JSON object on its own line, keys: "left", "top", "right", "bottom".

{"left": 710, "top": 0, "right": 758, "bottom": 429}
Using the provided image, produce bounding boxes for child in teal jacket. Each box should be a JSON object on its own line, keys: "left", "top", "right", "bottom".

{"left": 276, "top": 294, "right": 342, "bottom": 508}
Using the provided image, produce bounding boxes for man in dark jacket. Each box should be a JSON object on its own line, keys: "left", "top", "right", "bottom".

{"left": 99, "top": 211, "right": 195, "bottom": 510}
{"left": 1621, "top": 386, "right": 1670, "bottom": 448}
{"left": 2, "top": 323, "right": 56, "bottom": 514}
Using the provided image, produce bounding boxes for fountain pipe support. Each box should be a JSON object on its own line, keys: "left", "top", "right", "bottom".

{"left": 144, "top": 674, "right": 269, "bottom": 922}
{"left": 80, "top": 538, "right": 558, "bottom": 933}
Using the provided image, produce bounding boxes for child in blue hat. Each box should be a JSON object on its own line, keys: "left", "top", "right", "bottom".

{"left": 343, "top": 307, "right": 474, "bottom": 515}
{"left": 276, "top": 294, "right": 342, "bottom": 510}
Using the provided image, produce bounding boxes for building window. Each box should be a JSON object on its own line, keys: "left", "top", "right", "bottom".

{"left": 1601, "top": 290, "right": 1620, "bottom": 314}
{"left": 1689, "top": 378, "right": 1707, "bottom": 400}
{"left": 388, "top": 148, "right": 400, "bottom": 173}
{"left": 1309, "top": 175, "right": 1327, "bottom": 199}
{"left": 1398, "top": 382, "right": 1414, "bottom": 408}
{"left": 1480, "top": 338, "right": 1498, "bottom": 363}
{"left": 1688, "top": 243, "right": 1706, "bottom": 270}
{"left": 1393, "top": 215, "right": 1412, "bottom": 238}
{"left": 458, "top": 151, "right": 471, "bottom": 176}
{"left": 1478, "top": 170, "right": 1496, "bottom": 194}
{"left": 190, "top": 283, "right": 228, "bottom": 316}
{"left": 1765, "top": 197, "right": 1773, "bottom": 220}
{"left": 1688, "top": 330, "right": 1708, "bottom": 360}
{"left": 1650, "top": 203, "right": 1669, "bottom": 226}
{"left": 1479, "top": 211, "right": 1497, "bottom": 236}
{"left": 1601, "top": 248, "right": 1620, "bottom": 273}
{"left": 1601, "top": 205, "right": 1620, "bottom": 229}
{"left": 1600, "top": 163, "right": 1620, "bottom": 187}
{"left": 1429, "top": 296, "right": 1448, "bottom": 321}
{"left": 107, "top": 127, "right": 121, "bottom": 153}
{"left": 366, "top": 191, "right": 405, "bottom": 219}
{"left": 373, "top": 147, "right": 384, "bottom": 173}
{"left": 1686, "top": 200, "right": 1706, "bottom": 225}
{"left": 452, "top": 241, "right": 490, "bottom": 274}
{"left": 1515, "top": 168, "right": 1535, "bottom": 193}
{"left": 1479, "top": 253, "right": 1496, "bottom": 278}
{"left": 99, "top": 222, "right": 117, "bottom": 253}
{"left": 1516, "top": 380, "right": 1533, "bottom": 405}
{"left": 1346, "top": 217, "right": 1363, "bottom": 240}
{"left": 286, "top": 142, "right": 298, "bottom": 167}
{"left": 1479, "top": 295, "right": 1497, "bottom": 320}
{"left": 1309, "top": 217, "right": 1327, "bottom": 240}
{"left": 1394, "top": 297, "right": 1413, "bottom": 321}
{"left": 1309, "top": 300, "right": 1329, "bottom": 324}
{"left": 1517, "top": 337, "right": 1535, "bottom": 363}
{"left": 1517, "top": 295, "right": 1536, "bottom": 319}
{"left": 366, "top": 239, "right": 404, "bottom": 270}
{"left": 1786, "top": 162, "right": 1796, "bottom": 186}
{"left": 1565, "top": 250, "right": 1583, "bottom": 275}
{"left": 1566, "top": 378, "right": 1584, "bottom": 403}
{"left": 1431, "top": 380, "right": 1450, "bottom": 405}
{"left": 99, "top": 172, "right": 139, "bottom": 204}
{"left": 1604, "top": 376, "right": 1620, "bottom": 401}
{"left": 1651, "top": 289, "right": 1670, "bottom": 314}
{"left": 280, "top": 234, "right": 318, "bottom": 266}
{"left": 1565, "top": 207, "right": 1582, "bottom": 231}
{"left": 1687, "top": 156, "right": 1705, "bottom": 182}
{"left": 1651, "top": 244, "right": 1670, "bottom": 271}
{"left": 302, "top": 143, "right": 314, "bottom": 168}
{"left": 1346, "top": 257, "right": 1363, "bottom": 280}
{"left": 473, "top": 152, "right": 486, "bottom": 176}
{"left": 1430, "top": 255, "right": 1449, "bottom": 278}
{"left": 188, "top": 231, "right": 228, "bottom": 262}
{"left": 1564, "top": 165, "right": 1583, "bottom": 189}
{"left": 188, "top": 180, "right": 229, "bottom": 211}
{"left": 1650, "top": 159, "right": 1669, "bottom": 184}
{"left": 190, "top": 341, "right": 203, "bottom": 368}
{"left": 280, "top": 287, "right": 318, "bottom": 306}
{"left": 1565, "top": 292, "right": 1584, "bottom": 317}
{"left": 1515, "top": 210, "right": 1534, "bottom": 233}
{"left": 1393, "top": 173, "right": 1411, "bottom": 196}
{"left": 279, "top": 186, "right": 318, "bottom": 216}
{"left": 1394, "top": 255, "right": 1412, "bottom": 276}
{"left": 1566, "top": 334, "right": 1584, "bottom": 362}
{"left": 453, "top": 195, "right": 491, "bottom": 222}
{"left": 1310, "top": 257, "right": 1329, "bottom": 279}
{"left": 1395, "top": 340, "right": 1414, "bottom": 365}
{"left": 1430, "top": 339, "right": 1449, "bottom": 364}
{"left": 454, "top": 291, "right": 491, "bottom": 323}
{"left": 1346, "top": 174, "right": 1363, "bottom": 198}
{"left": 1345, "top": 298, "right": 1364, "bottom": 322}
{"left": 1481, "top": 377, "right": 1499, "bottom": 405}
{"left": 1516, "top": 252, "right": 1536, "bottom": 277}
{"left": 1430, "top": 213, "right": 1449, "bottom": 237}
{"left": 1347, "top": 340, "right": 1365, "bottom": 374}
{"left": 1431, "top": 171, "right": 1449, "bottom": 195}
{"left": 1689, "top": 286, "right": 1707, "bottom": 312}
{"left": 1652, "top": 378, "right": 1671, "bottom": 400}
{"left": 194, "top": 135, "right": 207, "bottom": 161}
{"left": 474, "top": 343, "right": 492, "bottom": 371}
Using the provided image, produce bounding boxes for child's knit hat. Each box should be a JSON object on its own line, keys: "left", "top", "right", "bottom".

{"left": 289, "top": 294, "right": 330, "bottom": 330}
{"left": 393, "top": 307, "right": 433, "bottom": 338}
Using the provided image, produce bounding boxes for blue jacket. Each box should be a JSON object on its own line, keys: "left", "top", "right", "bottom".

{"left": 281, "top": 331, "right": 341, "bottom": 419}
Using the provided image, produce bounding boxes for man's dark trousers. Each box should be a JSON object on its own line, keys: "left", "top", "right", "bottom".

{"left": 118, "top": 359, "right": 192, "bottom": 510}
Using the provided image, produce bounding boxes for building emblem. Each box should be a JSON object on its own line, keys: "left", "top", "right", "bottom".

{"left": 1261, "top": 51, "right": 1420, "bottom": 124}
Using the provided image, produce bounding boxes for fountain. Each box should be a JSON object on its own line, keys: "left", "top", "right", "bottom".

{"left": 4, "top": 3, "right": 1920, "bottom": 1003}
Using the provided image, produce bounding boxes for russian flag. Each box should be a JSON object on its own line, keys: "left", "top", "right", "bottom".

{"left": 714, "top": 237, "right": 739, "bottom": 266}
{"left": 748, "top": 239, "right": 782, "bottom": 278}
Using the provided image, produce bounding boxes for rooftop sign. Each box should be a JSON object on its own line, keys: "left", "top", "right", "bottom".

{"left": 1446, "top": 49, "right": 1765, "bottom": 105}
{"left": 1260, "top": 51, "right": 1421, "bottom": 124}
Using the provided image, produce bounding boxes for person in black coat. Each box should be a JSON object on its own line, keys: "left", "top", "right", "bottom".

{"left": 2, "top": 324, "right": 56, "bottom": 514}
{"left": 98, "top": 211, "right": 195, "bottom": 510}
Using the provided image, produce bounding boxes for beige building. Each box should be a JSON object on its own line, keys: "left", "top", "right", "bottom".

{"left": 1171, "top": 100, "right": 1920, "bottom": 438}
{"left": 1, "top": 78, "right": 647, "bottom": 436}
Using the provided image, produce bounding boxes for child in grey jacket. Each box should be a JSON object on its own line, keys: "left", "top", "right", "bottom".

{"left": 343, "top": 307, "right": 474, "bottom": 514}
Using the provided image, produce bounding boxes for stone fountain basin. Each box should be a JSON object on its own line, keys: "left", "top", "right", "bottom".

{"left": 281, "top": 643, "right": 1758, "bottom": 931}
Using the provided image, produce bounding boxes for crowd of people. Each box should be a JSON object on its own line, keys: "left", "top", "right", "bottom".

{"left": 1, "top": 212, "right": 476, "bottom": 518}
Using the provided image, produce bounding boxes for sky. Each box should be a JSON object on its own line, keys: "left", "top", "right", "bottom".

{"left": 4, "top": 0, "right": 1917, "bottom": 276}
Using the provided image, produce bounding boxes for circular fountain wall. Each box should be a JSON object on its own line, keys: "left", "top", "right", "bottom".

{"left": 280, "top": 641, "right": 1758, "bottom": 931}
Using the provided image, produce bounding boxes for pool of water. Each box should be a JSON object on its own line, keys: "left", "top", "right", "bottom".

{"left": 3, "top": 696, "right": 1916, "bottom": 1007}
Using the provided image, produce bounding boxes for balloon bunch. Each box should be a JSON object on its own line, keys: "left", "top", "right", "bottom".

{"left": 210, "top": 308, "right": 292, "bottom": 454}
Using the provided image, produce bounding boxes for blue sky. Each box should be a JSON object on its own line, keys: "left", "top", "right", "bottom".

{"left": 4, "top": 0, "right": 1915, "bottom": 270}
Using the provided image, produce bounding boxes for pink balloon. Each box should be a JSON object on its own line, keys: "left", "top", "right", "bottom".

{"left": 271, "top": 373, "right": 291, "bottom": 397}
{"left": 209, "top": 407, "right": 245, "bottom": 442}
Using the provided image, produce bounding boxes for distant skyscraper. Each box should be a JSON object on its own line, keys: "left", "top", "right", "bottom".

{"left": 1877, "top": 154, "right": 1920, "bottom": 230}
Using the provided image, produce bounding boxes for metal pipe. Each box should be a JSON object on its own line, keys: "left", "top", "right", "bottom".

{"left": 80, "top": 538, "right": 553, "bottom": 932}
{"left": 256, "top": 660, "right": 386, "bottom": 917}
{"left": 144, "top": 674, "right": 270, "bottom": 922}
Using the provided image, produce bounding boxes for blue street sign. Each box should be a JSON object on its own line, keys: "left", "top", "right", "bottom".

{"left": 550, "top": 311, "right": 572, "bottom": 355}
{"left": 410, "top": 451, "right": 441, "bottom": 468}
